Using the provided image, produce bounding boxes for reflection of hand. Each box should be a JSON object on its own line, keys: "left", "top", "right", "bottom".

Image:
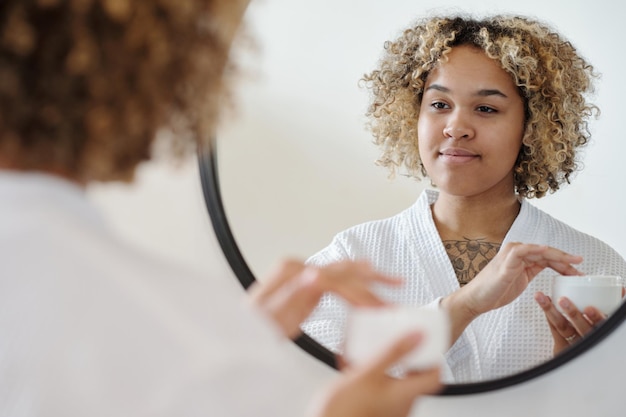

{"left": 249, "top": 259, "right": 402, "bottom": 339}
{"left": 534, "top": 292, "right": 606, "bottom": 354}
{"left": 442, "top": 243, "right": 583, "bottom": 344}
{"left": 310, "top": 332, "right": 442, "bottom": 417}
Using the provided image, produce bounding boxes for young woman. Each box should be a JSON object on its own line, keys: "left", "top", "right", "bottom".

{"left": 0, "top": 1, "right": 444, "bottom": 415}
{"left": 302, "top": 14, "right": 626, "bottom": 383}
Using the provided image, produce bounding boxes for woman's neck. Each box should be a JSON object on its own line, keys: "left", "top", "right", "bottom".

{"left": 0, "top": 156, "right": 85, "bottom": 187}
{"left": 431, "top": 190, "right": 521, "bottom": 244}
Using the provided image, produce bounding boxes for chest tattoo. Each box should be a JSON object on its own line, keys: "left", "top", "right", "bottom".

{"left": 442, "top": 237, "right": 501, "bottom": 286}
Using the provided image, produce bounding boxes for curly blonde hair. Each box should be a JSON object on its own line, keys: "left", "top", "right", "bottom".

{"left": 0, "top": 0, "right": 234, "bottom": 182}
{"left": 362, "top": 14, "right": 598, "bottom": 198}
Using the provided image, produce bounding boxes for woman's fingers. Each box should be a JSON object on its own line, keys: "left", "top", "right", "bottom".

{"left": 356, "top": 331, "right": 443, "bottom": 396}
{"left": 499, "top": 243, "right": 582, "bottom": 276}
{"left": 313, "top": 332, "right": 441, "bottom": 417}
{"left": 335, "top": 353, "right": 349, "bottom": 371}
{"left": 535, "top": 291, "right": 607, "bottom": 354}
{"left": 556, "top": 297, "right": 594, "bottom": 336}
{"left": 255, "top": 258, "right": 401, "bottom": 306}
{"left": 503, "top": 243, "right": 582, "bottom": 263}
{"left": 535, "top": 292, "right": 574, "bottom": 335}
{"left": 397, "top": 367, "right": 442, "bottom": 398}
{"left": 545, "top": 261, "right": 584, "bottom": 276}
{"left": 251, "top": 259, "right": 404, "bottom": 338}
{"left": 323, "top": 260, "right": 404, "bottom": 289}
{"left": 249, "top": 259, "right": 306, "bottom": 303}
{"left": 582, "top": 306, "right": 607, "bottom": 326}
{"left": 306, "top": 260, "right": 403, "bottom": 307}
{"left": 535, "top": 292, "right": 579, "bottom": 352}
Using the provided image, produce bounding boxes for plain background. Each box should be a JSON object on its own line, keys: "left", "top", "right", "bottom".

{"left": 87, "top": 0, "right": 626, "bottom": 415}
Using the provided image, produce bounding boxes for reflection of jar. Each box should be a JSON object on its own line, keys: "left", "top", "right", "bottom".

{"left": 552, "top": 275, "right": 624, "bottom": 316}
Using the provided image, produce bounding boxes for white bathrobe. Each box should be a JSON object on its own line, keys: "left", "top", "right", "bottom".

{"left": 302, "top": 189, "right": 626, "bottom": 383}
{"left": 0, "top": 171, "right": 314, "bottom": 417}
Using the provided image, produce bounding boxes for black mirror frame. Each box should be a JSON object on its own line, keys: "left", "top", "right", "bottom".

{"left": 198, "top": 144, "right": 626, "bottom": 395}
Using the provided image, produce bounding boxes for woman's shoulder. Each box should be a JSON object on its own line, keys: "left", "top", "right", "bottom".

{"left": 306, "top": 195, "right": 429, "bottom": 265}
{"left": 522, "top": 201, "right": 626, "bottom": 271}
{"left": 523, "top": 201, "right": 610, "bottom": 242}
{"left": 329, "top": 197, "right": 426, "bottom": 243}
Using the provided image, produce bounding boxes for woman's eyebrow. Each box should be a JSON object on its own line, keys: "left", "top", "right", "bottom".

{"left": 425, "top": 84, "right": 508, "bottom": 98}
{"left": 476, "top": 88, "right": 508, "bottom": 98}
{"left": 424, "top": 84, "right": 450, "bottom": 93}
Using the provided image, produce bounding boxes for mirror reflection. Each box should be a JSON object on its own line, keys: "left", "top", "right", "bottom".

{"left": 217, "top": 0, "right": 626, "bottom": 384}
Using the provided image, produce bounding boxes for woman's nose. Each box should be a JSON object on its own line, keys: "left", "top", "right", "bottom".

{"left": 443, "top": 113, "right": 474, "bottom": 140}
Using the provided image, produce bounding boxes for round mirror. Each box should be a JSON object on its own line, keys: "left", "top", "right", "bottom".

{"left": 200, "top": 0, "right": 626, "bottom": 395}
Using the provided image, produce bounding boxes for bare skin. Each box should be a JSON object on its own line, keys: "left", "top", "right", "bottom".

{"left": 249, "top": 259, "right": 402, "bottom": 339}
{"left": 419, "top": 46, "right": 526, "bottom": 256}
{"left": 441, "top": 243, "right": 583, "bottom": 345}
{"left": 419, "top": 44, "right": 526, "bottom": 289}
{"left": 443, "top": 237, "right": 501, "bottom": 286}
{"left": 534, "top": 290, "right": 622, "bottom": 354}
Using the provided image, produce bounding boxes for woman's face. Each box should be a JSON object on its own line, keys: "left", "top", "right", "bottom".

{"left": 417, "top": 45, "right": 526, "bottom": 200}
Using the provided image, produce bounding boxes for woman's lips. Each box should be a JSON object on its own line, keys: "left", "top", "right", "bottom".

{"left": 439, "top": 148, "right": 479, "bottom": 163}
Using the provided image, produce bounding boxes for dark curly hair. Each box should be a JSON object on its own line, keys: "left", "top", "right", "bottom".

{"left": 362, "top": 13, "right": 598, "bottom": 198}
{"left": 0, "top": 0, "right": 236, "bottom": 182}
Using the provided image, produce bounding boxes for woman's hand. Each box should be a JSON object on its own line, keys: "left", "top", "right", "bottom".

{"left": 534, "top": 292, "right": 606, "bottom": 354}
{"left": 441, "top": 243, "right": 583, "bottom": 344}
{"left": 310, "top": 332, "right": 442, "bottom": 417}
{"left": 249, "top": 259, "right": 403, "bottom": 339}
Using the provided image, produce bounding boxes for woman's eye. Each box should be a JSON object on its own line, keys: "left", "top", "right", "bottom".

{"left": 477, "top": 105, "right": 496, "bottom": 113}
{"left": 431, "top": 101, "right": 449, "bottom": 110}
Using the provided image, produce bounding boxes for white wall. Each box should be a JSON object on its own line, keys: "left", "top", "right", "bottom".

{"left": 87, "top": 0, "right": 626, "bottom": 416}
